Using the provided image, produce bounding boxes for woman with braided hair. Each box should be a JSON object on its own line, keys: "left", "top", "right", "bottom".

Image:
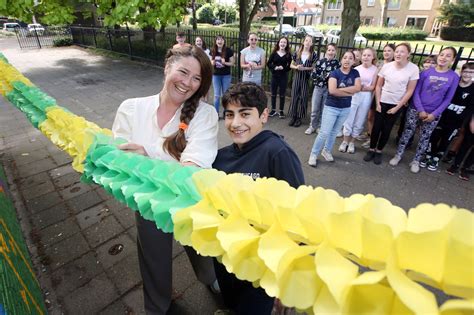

{"left": 112, "top": 46, "right": 219, "bottom": 314}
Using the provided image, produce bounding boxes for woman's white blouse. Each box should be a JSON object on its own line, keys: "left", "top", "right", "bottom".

{"left": 112, "top": 94, "right": 219, "bottom": 168}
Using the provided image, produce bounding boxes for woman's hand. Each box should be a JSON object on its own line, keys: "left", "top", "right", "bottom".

{"left": 376, "top": 103, "right": 382, "bottom": 113}
{"left": 118, "top": 143, "right": 147, "bottom": 156}
{"left": 422, "top": 113, "right": 435, "bottom": 123}
{"left": 418, "top": 111, "right": 428, "bottom": 120}
{"left": 387, "top": 106, "right": 399, "bottom": 115}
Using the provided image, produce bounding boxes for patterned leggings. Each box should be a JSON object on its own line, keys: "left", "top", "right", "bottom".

{"left": 396, "top": 106, "right": 440, "bottom": 162}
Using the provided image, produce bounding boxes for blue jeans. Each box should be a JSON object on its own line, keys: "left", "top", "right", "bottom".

{"left": 311, "top": 105, "right": 351, "bottom": 155}
{"left": 213, "top": 74, "right": 232, "bottom": 113}
{"left": 309, "top": 86, "right": 328, "bottom": 129}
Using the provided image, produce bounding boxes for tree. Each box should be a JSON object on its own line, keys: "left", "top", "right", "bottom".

{"left": 196, "top": 3, "right": 215, "bottom": 24}
{"left": 379, "top": 0, "right": 389, "bottom": 26}
{"left": 0, "top": 0, "right": 77, "bottom": 25}
{"left": 338, "top": 0, "right": 361, "bottom": 47}
{"left": 438, "top": 2, "right": 474, "bottom": 27}
{"left": 239, "top": 0, "right": 266, "bottom": 39}
{"left": 213, "top": 4, "right": 237, "bottom": 24}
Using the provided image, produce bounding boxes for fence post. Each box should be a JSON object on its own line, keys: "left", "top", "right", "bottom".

{"left": 237, "top": 34, "right": 243, "bottom": 81}
{"left": 452, "top": 46, "right": 464, "bottom": 70}
{"left": 126, "top": 24, "right": 133, "bottom": 59}
{"left": 316, "top": 36, "right": 322, "bottom": 58}
{"left": 153, "top": 32, "right": 158, "bottom": 63}
{"left": 80, "top": 27, "right": 85, "bottom": 46}
{"left": 92, "top": 28, "right": 97, "bottom": 47}
{"left": 107, "top": 28, "right": 113, "bottom": 50}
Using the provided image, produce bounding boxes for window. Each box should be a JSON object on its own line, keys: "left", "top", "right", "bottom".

{"left": 327, "top": 0, "right": 342, "bottom": 10}
{"left": 367, "top": 0, "right": 375, "bottom": 6}
{"left": 364, "top": 17, "right": 373, "bottom": 25}
{"left": 334, "top": 16, "right": 340, "bottom": 25}
{"left": 406, "top": 17, "right": 427, "bottom": 30}
{"left": 409, "top": 0, "right": 433, "bottom": 10}
{"left": 387, "top": 0, "right": 401, "bottom": 10}
{"left": 386, "top": 17, "right": 397, "bottom": 26}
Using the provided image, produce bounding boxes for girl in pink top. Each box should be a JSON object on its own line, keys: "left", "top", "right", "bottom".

{"left": 340, "top": 48, "right": 378, "bottom": 153}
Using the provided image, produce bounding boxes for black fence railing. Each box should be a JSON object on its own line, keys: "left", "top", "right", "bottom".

{"left": 15, "top": 26, "right": 71, "bottom": 49}
{"left": 70, "top": 26, "right": 473, "bottom": 90}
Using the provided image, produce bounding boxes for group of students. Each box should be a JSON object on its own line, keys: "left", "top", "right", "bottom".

{"left": 111, "top": 32, "right": 473, "bottom": 315}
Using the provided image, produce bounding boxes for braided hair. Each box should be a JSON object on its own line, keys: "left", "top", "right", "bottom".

{"left": 162, "top": 46, "right": 213, "bottom": 160}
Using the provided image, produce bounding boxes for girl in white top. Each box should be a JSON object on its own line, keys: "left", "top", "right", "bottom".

{"left": 112, "top": 46, "right": 218, "bottom": 314}
{"left": 195, "top": 36, "right": 211, "bottom": 59}
{"left": 364, "top": 42, "right": 419, "bottom": 165}
{"left": 340, "top": 48, "right": 378, "bottom": 153}
{"left": 240, "top": 32, "right": 266, "bottom": 85}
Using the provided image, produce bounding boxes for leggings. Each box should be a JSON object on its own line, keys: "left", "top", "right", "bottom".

{"left": 429, "top": 122, "right": 460, "bottom": 156}
{"left": 270, "top": 72, "right": 288, "bottom": 111}
{"left": 369, "top": 102, "right": 402, "bottom": 151}
{"left": 453, "top": 128, "right": 474, "bottom": 169}
{"left": 396, "top": 106, "right": 440, "bottom": 162}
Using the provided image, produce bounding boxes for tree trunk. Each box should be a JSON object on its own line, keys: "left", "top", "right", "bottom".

{"left": 320, "top": 1, "right": 326, "bottom": 25}
{"left": 277, "top": 0, "right": 284, "bottom": 34}
{"left": 379, "top": 0, "right": 388, "bottom": 27}
{"left": 339, "top": 0, "right": 361, "bottom": 47}
{"left": 239, "top": 0, "right": 262, "bottom": 40}
{"left": 192, "top": 0, "right": 197, "bottom": 31}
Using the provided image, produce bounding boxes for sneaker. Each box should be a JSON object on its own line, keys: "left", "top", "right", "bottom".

{"left": 347, "top": 142, "right": 355, "bottom": 154}
{"left": 308, "top": 153, "right": 318, "bottom": 167}
{"left": 321, "top": 149, "right": 334, "bottom": 162}
{"left": 305, "top": 126, "right": 316, "bottom": 135}
{"left": 389, "top": 155, "right": 402, "bottom": 166}
{"left": 420, "top": 155, "right": 431, "bottom": 168}
{"left": 427, "top": 157, "right": 439, "bottom": 172}
{"left": 361, "top": 140, "right": 371, "bottom": 149}
{"left": 278, "top": 111, "right": 285, "bottom": 119}
{"left": 442, "top": 151, "right": 455, "bottom": 164}
{"left": 373, "top": 152, "right": 382, "bottom": 165}
{"left": 459, "top": 169, "right": 470, "bottom": 181}
{"left": 355, "top": 134, "right": 368, "bottom": 141}
{"left": 363, "top": 150, "right": 375, "bottom": 162}
{"left": 269, "top": 110, "right": 278, "bottom": 117}
{"left": 410, "top": 161, "right": 420, "bottom": 173}
{"left": 208, "top": 279, "right": 221, "bottom": 294}
{"left": 446, "top": 165, "right": 458, "bottom": 175}
{"left": 336, "top": 130, "right": 343, "bottom": 138}
{"left": 338, "top": 141, "right": 348, "bottom": 152}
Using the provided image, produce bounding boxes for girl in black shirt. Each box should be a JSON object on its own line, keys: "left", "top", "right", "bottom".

{"left": 267, "top": 36, "right": 292, "bottom": 118}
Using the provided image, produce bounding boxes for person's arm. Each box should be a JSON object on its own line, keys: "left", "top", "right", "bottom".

{"left": 180, "top": 105, "right": 219, "bottom": 168}
{"left": 328, "top": 77, "right": 353, "bottom": 97}
{"left": 341, "top": 77, "right": 361, "bottom": 94}
{"left": 267, "top": 53, "right": 276, "bottom": 71}
{"left": 411, "top": 72, "right": 425, "bottom": 114}
{"left": 387, "top": 79, "right": 418, "bottom": 115}
{"left": 284, "top": 54, "right": 292, "bottom": 72}
{"left": 112, "top": 99, "right": 134, "bottom": 142}
{"left": 258, "top": 51, "right": 266, "bottom": 70}
{"left": 225, "top": 55, "right": 235, "bottom": 67}
{"left": 290, "top": 59, "right": 299, "bottom": 70}
{"left": 430, "top": 74, "right": 461, "bottom": 119}
{"left": 375, "top": 75, "right": 384, "bottom": 112}
{"left": 240, "top": 51, "right": 250, "bottom": 70}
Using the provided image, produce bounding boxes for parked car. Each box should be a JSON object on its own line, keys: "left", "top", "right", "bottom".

{"left": 294, "top": 26, "right": 324, "bottom": 39}
{"left": 213, "top": 19, "right": 223, "bottom": 26}
{"left": 27, "top": 23, "right": 45, "bottom": 35}
{"left": 3, "top": 22, "right": 20, "bottom": 32}
{"left": 325, "top": 29, "right": 368, "bottom": 45}
{"left": 273, "top": 24, "right": 295, "bottom": 36}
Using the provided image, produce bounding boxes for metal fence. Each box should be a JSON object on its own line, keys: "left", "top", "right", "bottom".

{"left": 15, "top": 26, "right": 72, "bottom": 49}
{"left": 70, "top": 26, "right": 473, "bottom": 89}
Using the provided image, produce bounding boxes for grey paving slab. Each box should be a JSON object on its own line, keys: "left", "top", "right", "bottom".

{"left": 76, "top": 203, "right": 112, "bottom": 230}
{"left": 40, "top": 217, "right": 81, "bottom": 247}
{"left": 53, "top": 171, "right": 82, "bottom": 189}
{"left": 104, "top": 253, "right": 141, "bottom": 295}
{"left": 83, "top": 215, "right": 125, "bottom": 248}
{"left": 43, "top": 231, "right": 91, "bottom": 270}
{"left": 50, "top": 251, "right": 103, "bottom": 298}
{"left": 121, "top": 287, "right": 146, "bottom": 315}
{"left": 95, "top": 233, "right": 136, "bottom": 269}
{"left": 58, "top": 181, "right": 93, "bottom": 200}
{"left": 62, "top": 273, "right": 120, "bottom": 314}
{"left": 25, "top": 190, "right": 63, "bottom": 214}
{"left": 21, "top": 177, "right": 56, "bottom": 199}
{"left": 66, "top": 189, "right": 103, "bottom": 214}
{"left": 17, "top": 157, "right": 58, "bottom": 178}
{"left": 31, "top": 202, "right": 71, "bottom": 230}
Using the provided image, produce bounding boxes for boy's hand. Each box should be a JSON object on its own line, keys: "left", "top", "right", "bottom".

{"left": 118, "top": 143, "right": 147, "bottom": 156}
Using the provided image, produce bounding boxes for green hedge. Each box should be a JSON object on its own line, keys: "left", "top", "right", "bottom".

{"left": 440, "top": 26, "right": 474, "bottom": 42}
{"left": 360, "top": 27, "right": 427, "bottom": 40}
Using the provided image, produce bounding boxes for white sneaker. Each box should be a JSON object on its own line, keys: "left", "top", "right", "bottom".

{"left": 410, "top": 161, "right": 420, "bottom": 173}
{"left": 347, "top": 142, "right": 355, "bottom": 154}
{"left": 336, "top": 130, "right": 343, "bottom": 138}
{"left": 321, "top": 149, "right": 334, "bottom": 162}
{"left": 305, "top": 127, "right": 316, "bottom": 135}
{"left": 308, "top": 153, "right": 318, "bottom": 167}
{"left": 338, "top": 141, "right": 348, "bottom": 152}
{"left": 361, "top": 140, "right": 370, "bottom": 149}
{"left": 389, "top": 155, "right": 402, "bottom": 166}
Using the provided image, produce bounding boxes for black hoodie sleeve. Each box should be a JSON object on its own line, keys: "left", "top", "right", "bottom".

{"left": 271, "top": 147, "right": 305, "bottom": 188}
{"left": 267, "top": 52, "right": 276, "bottom": 72}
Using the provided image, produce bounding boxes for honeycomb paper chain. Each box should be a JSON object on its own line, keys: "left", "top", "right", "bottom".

{"left": 1, "top": 53, "right": 473, "bottom": 314}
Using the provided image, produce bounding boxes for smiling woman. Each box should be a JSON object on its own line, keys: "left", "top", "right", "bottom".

{"left": 111, "top": 45, "right": 219, "bottom": 314}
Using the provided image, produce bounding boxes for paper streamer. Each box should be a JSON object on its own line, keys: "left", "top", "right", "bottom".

{"left": 1, "top": 53, "right": 473, "bottom": 314}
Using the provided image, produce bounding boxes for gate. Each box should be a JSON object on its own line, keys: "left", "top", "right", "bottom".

{"left": 16, "top": 26, "right": 72, "bottom": 49}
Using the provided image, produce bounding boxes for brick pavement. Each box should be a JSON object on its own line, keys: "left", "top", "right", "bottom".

{"left": 0, "top": 37, "right": 472, "bottom": 314}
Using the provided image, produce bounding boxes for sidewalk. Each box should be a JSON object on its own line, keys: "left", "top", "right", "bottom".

{"left": 0, "top": 37, "right": 472, "bottom": 314}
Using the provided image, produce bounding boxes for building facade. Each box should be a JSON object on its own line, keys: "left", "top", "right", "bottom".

{"left": 323, "top": 0, "right": 445, "bottom": 35}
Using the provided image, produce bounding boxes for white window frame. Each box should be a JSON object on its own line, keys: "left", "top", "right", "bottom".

{"left": 404, "top": 15, "right": 428, "bottom": 30}
{"left": 367, "top": 0, "right": 375, "bottom": 6}
{"left": 327, "top": 0, "right": 342, "bottom": 10}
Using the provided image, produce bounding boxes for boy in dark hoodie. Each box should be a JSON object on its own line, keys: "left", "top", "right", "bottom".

{"left": 212, "top": 82, "right": 304, "bottom": 314}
